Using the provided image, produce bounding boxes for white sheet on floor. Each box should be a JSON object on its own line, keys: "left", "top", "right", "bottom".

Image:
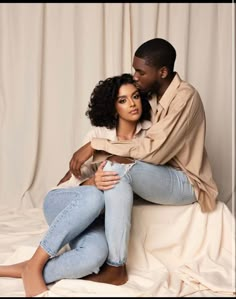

{"left": 0, "top": 200, "right": 235, "bottom": 297}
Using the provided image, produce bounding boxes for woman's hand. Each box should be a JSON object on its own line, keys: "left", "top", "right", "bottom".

{"left": 94, "top": 161, "right": 120, "bottom": 190}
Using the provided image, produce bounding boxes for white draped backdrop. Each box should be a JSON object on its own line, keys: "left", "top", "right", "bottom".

{"left": 0, "top": 3, "right": 235, "bottom": 212}
{"left": 0, "top": 3, "right": 235, "bottom": 298}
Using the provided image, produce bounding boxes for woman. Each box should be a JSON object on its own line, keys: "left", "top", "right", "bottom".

{"left": 0, "top": 73, "right": 151, "bottom": 297}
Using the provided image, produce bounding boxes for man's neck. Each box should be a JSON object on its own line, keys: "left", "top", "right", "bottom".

{"left": 157, "top": 72, "right": 176, "bottom": 100}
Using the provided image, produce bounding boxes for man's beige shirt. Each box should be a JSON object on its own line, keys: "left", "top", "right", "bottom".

{"left": 52, "top": 120, "right": 151, "bottom": 190}
{"left": 91, "top": 73, "right": 219, "bottom": 212}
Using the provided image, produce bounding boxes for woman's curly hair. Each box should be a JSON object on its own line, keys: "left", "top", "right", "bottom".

{"left": 85, "top": 73, "right": 151, "bottom": 129}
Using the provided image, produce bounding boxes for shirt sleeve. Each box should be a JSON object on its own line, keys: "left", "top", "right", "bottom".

{"left": 91, "top": 90, "right": 202, "bottom": 165}
{"left": 77, "top": 162, "right": 98, "bottom": 184}
{"left": 53, "top": 161, "right": 98, "bottom": 190}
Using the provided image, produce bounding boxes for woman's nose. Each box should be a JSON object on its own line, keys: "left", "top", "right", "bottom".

{"left": 129, "top": 99, "right": 136, "bottom": 107}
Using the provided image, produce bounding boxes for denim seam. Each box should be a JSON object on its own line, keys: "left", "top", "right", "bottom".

{"left": 41, "top": 194, "right": 79, "bottom": 256}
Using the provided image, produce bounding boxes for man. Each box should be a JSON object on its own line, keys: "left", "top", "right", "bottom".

{"left": 61, "top": 38, "right": 219, "bottom": 284}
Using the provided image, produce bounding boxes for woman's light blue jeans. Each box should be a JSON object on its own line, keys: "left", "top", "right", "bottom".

{"left": 40, "top": 186, "right": 108, "bottom": 284}
{"left": 40, "top": 160, "right": 197, "bottom": 283}
{"left": 103, "top": 160, "right": 197, "bottom": 267}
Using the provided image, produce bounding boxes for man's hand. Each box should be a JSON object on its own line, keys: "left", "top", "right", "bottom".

{"left": 57, "top": 170, "right": 71, "bottom": 186}
{"left": 94, "top": 161, "right": 120, "bottom": 190}
{"left": 69, "top": 142, "right": 94, "bottom": 178}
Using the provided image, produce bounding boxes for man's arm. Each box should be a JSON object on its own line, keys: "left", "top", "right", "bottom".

{"left": 57, "top": 141, "right": 94, "bottom": 183}
{"left": 69, "top": 141, "right": 94, "bottom": 177}
{"left": 68, "top": 90, "right": 200, "bottom": 180}
{"left": 91, "top": 90, "right": 202, "bottom": 164}
{"left": 58, "top": 159, "right": 119, "bottom": 190}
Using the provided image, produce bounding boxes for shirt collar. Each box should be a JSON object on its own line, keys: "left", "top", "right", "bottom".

{"left": 110, "top": 120, "right": 152, "bottom": 140}
{"left": 148, "top": 95, "right": 158, "bottom": 113}
{"left": 135, "top": 120, "right": 152, "bottom": 135}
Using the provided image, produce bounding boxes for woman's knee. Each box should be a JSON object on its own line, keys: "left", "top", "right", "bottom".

{"left": 81, "top": 186, "right": 104, "bottom": 211}
{"left": 43, "top": 190, "right": 56, "bottom": 222}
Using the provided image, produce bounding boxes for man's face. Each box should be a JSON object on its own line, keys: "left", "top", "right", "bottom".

{"left": 132, "top": 56, "right": 160, "bottom": 93}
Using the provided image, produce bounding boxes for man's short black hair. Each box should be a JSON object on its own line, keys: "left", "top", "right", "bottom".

{"left": 135, "top": 38, "right": 176, "bottom": 72}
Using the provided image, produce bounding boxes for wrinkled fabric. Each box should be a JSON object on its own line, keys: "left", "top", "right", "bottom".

{"left": 0, "top": 200, "right": 235, "bottom": 297}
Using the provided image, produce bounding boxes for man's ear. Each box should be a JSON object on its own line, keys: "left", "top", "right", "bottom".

{"left": 160, "top": 66, "right": 168, "bottom": 79}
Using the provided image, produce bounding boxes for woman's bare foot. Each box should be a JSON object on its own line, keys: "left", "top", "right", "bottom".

{"left": 22, "top": 261, "right": 48, "bottom": 297}
{"left": 83, "top": 263, "right": 128, "bottom": 285}
{"left": 21, "top": 246, "right": 50, "bottom": 297}
{"left": 0, "top": 246, "right": 50, "bottom": 297}
{"left": 0, "top": 261, "right": 28, "bottom": 278}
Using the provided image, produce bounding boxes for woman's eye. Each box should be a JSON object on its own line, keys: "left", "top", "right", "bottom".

{"left": 118, "top": 99, "right": 126, "bottom": 104}
{"left": 133, "top": 93, "right": 140, "bottom": 100}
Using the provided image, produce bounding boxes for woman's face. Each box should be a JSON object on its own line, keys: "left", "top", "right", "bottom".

{"left": 115, "top": 83, "right": 142, "bottom": 123}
